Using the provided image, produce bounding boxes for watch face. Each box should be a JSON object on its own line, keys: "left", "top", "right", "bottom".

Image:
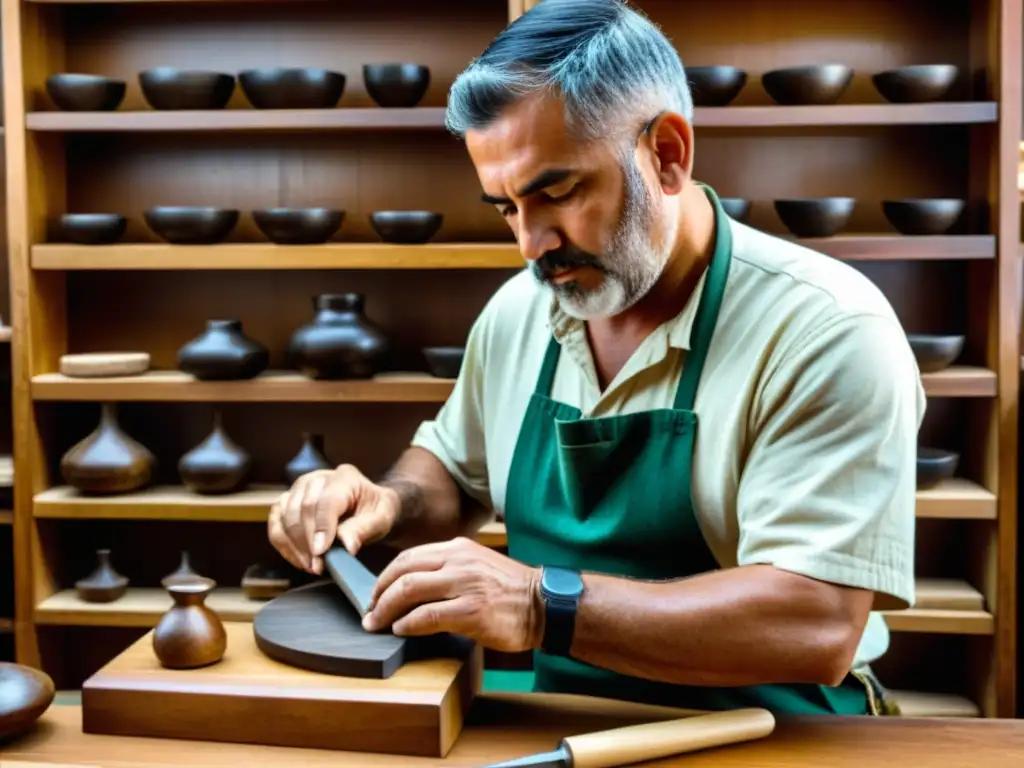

{"left": 543, "top": 567, "right": 583, "bottom": 597}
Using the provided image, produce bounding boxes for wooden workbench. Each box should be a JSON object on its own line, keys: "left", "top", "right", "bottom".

{"left": 3, "top": 693, "right": 1023, "bottom": 767}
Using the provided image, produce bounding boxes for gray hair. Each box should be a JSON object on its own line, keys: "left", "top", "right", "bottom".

{"left": 445, "top": 0, "right": 693, "bottom": 146}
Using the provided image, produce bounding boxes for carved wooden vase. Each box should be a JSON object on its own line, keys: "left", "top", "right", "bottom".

{"left": 176, "top": 318, "right": 269, "bottom": 380}
{"left": 287, "top": 293, "right": 392, "bottom": 379}
{"left": 178, "top": 409, "right": 251, "bottom": 494}
{"left": 161, "top": 550, "right": 204, "bottom": 588}
{"left": 152, "top": 577, "right": 227, "bottom": 669}
{"left": 74, "top": 548, "right": 129, "bottom": 603}
{"left": 60, "top": 403, "right": 155, "bottom": 494}
{"left": 284, "top": 432, "right": 332, "bottom": 484}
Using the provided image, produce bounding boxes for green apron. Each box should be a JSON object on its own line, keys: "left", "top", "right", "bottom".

{"left": 501, "top": 185, "right": 877, "bottom": 716}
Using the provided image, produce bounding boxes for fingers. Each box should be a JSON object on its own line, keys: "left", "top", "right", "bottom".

{"left": 392, "top": 596, "right": 472, "bottom": 637}
{"left": 363, "top": 568, "right": 461, "bottom": 633}
{"left": 268, "top": 494, "right": 307, "bottom": 572}
{"left": 297, "top": 472, "right": 330, "bottom": 574}
{"left": 369, "top": 542, "right": 450, "bottom": 606}
{"left": 338, "top": 490, "right": 398, "bottom": 556}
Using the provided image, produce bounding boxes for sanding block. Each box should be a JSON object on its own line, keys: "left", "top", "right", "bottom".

{"left": 323, "top": 546, "right": 377, "bottom": 617}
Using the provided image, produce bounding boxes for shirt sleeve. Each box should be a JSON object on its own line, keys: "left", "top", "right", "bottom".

{"left": 735, "top": 311, "right": 924, "bottom": 611}
{"left": 409, "top": 312, "right": 491, "bottom": 508}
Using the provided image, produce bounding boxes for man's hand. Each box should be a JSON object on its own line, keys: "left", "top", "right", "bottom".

{"left": 362, "top": 537, "right": 543, "bottom": 653}
{"left": 267, "top": 464, "right": 402, "bottom": 575}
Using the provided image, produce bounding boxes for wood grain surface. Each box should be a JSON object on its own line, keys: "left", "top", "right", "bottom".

{"left": 80, "top": 620, "right": 481, "bottom": 757}
{"left": 253, "top": 580, "right": 472, "bottom": 679}
{"left": 7, "top": 696, "right": 1024, "bottom": 767}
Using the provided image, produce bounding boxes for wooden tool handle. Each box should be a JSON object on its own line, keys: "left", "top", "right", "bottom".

{"left": 562, "top": 707, "right": 775, "bottom": 768}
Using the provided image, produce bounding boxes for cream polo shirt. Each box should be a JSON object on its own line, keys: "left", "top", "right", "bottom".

{"left": 411, "top": 216, "right": 925, "bottom": 669}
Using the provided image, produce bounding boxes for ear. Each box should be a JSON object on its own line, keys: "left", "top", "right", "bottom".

{"left": 645, "top": 112, "right": 693, "bottom": 195}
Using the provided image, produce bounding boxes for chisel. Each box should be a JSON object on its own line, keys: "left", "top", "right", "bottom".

{"left": 479, "top": 707, "right": 775, "bottom": 768}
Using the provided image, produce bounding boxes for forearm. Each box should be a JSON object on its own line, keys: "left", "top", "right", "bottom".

{"left": 562, "top": 565, "right": 869, "bottom": 688}
{"left": 380, "top": 447, "right": 487, "bottom": 547}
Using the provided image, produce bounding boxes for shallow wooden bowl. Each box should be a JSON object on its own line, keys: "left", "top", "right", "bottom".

{"left": 363, "top": 63, "right": 431, "bottom": 108}
{"left": 0, "top": 663, "right": 56, "bottom": 740}
{"left": 907, "top": 334, "right": 964, "bottom": 373}
{"left": 60, "top": 351, "right": 151, "bottom": 378}
{"left": 60, "top": 213, "right": 127, "bottom": 245}
{"left": 882, "top": 199, "right": 964, "bottom": 236}
{"left": 253, "top": 208, "right": 345, "bottom": 244}
{"left": 686, "top": 66, "right": 748, "bottom": 106}
{"left": 774, "top": 198, "right": 856, "bottom": 238}
{"left": 720, "top": 198, "right": 751, "bottom": 223}
{"left": 917, "top": 447, "right": 959, "bottom": 489}
{"left": 762, "top": 64, "right": 853, "bottom": 105}
{"left": 145, "top": 207, "right": 239, "bottom": 244}
{"left": 423, "top": 346, "right": 465, "bottom": 378}
{"left": 369, "top": 210, "right": 443, "bottom": 244}
{"left": 139, "top": 68, "right": 236, "bottom": 110}
{"left": 872, "top": 64, "right": 959, "bottom": 103}
{"left": 46, "top": 73, "right": 126, "bottom": 111}
{"left": 239, "top": 67, "right": 346, "bottom": 109}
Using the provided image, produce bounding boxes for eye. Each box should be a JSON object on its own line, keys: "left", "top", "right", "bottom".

{"left": 499, "top": 204, "right": 518, "bottom": 218}
{"left": 546, "top": 185, "right": 578, "bottom": 204}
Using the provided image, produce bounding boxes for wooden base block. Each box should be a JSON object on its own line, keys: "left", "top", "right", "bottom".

{"left": 81, "top": 621, "right": 482, "bottom": 757}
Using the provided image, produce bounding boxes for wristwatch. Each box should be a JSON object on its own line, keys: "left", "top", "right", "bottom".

{"left": 538, "top": 566, "right": 584, "bottom": 657}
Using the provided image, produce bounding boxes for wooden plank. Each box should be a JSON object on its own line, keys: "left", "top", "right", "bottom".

{"left": 32, "top": 243, "right": 524, "bottom": 270}
{"left": 35, "top": 587, "right": 259, "bottom": 627}
{"left": 914, "top": 578, "right": 986, "bottom": 612}
{"left": 24, "top": 103, "right": 998, "bottom": 133}
{"left": 0, "top": 510, "right": 12, "bottom": 525}
{"left": 32, "top": 478, "right": 996, "bottom": 527}
{"left": 881, "top": 608, "right": 994, "bottom": 635}
{"left": 29, "top": 237, "right": 995, "bottom": 271}
{"left": 31, "top": 370, "right": 456, "bottom": 402}
{"left": 30, "top": 366, "right": 995, "bottom": 402}
{"left": 888, "top": 690, "right": 981, "bottom": 718}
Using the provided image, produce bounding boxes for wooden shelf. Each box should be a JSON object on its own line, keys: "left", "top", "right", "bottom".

{"left": 31, "top": 371, "right": 455, "bottom": 402}
{"left": 30, "top": 366, "right": 996, "bottom": 402}
{"left": 24, "top": 103, "right": 997, "bottom": 134}
{"left": 35, "top": 578, "right": 992, "bottom": 634}
{"left": 29, "top": 236, "right": 995, "bottom": 271}
{"left": 32, "top": 243, "right": 524, "bottom": 271}
{"left": 34, "top": 477, "right": 994, "bottom": 527}
{"left": 881, "top": 579, "right": 992, "bottom": 636}
{"left": 0, "top": 510, "right": 12, "bottom": 526}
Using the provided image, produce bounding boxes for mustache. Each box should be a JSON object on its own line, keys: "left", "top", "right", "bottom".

{"left": 531, "top": 247, "right": 605, "bottom": 281}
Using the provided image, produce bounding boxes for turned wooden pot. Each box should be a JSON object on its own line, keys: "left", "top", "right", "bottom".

{"left": 153, "top": 577, "right": 227, "bottom": 669}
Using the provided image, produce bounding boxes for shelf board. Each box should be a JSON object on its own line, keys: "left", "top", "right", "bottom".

{"left": 30, "top": 366, "right": 995, "bottom": 402}
{"left": 882, "top": 578, "right": 992, "bottom": 635}
{"left": 35, "top": 578, "right": 993, "bottom": 633}
{"left": 35, "top": 587, "right": 258, "bottom": 628}
{"left": 30, "top": 236, "right": 994, "bottom": 271}
{"left": 24, "top": 103, "right": 997, "bottom": 133}
{"left": 35, "top": 478, "right": 993, "bottom": 527}
{"left": 31, "top": 370, "right": 455, "bottom": 402}
{"left": 0, "top": 510, "right": 11, "bottom": 526}
{"left": 32, "top": 243, "right": 524, "bottom": 270}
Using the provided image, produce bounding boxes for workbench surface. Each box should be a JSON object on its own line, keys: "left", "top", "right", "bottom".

{"left": 4, "top": 693, "right": 1023, "bottom": 767}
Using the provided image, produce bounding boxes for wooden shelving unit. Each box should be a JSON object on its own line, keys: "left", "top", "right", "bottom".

{"left": 3, "top": 0, "right": 1020, "bottom": 722}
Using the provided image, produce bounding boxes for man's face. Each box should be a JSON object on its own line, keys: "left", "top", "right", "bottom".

{"left": 466, "top": 95, "right": 673, "bottom": 319}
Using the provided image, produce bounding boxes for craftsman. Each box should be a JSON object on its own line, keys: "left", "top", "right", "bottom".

{"left": 268, "top": 0, "right": 923, "bottom": 716}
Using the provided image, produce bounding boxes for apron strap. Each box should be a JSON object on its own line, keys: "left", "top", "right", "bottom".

{"left": 535, "top": 335, "right": 562, "bottom": 396}
{"left": 673, "top": 186, "right": 734, "bottom": 412}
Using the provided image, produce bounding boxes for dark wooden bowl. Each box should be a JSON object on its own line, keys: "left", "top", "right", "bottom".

{"left": 60, "top": 213, "right": 127, "bottom": 245}
{"left": 363, "top": 63, "right": 431, "bottom": 108}
{"left": 239, "top": 68, "right": 346, "bottom": 109}
{"left": 774, "top": 198, "right": 856, "bottom": 238}
{"left": 686, "top": 66, "right": 747, "bottom": 107}
{"left": 253, "top": 208, "right": 345, "bottom": 244}
{"left": 139, "top": 68, "right": 236, "bottom": 110}
{"left": 46, "top": 73, "right": 126, "bottom": 111}
{"left": 882, "top": 198, "right": 965, "bottom": 236}
{"left": 917, "top": 447, "right": 959, "bottom": 489}
{"left": 720, "top": 198, "right": 751, "bottom": 223}
{"left": 369, "top": 210, "right": 443, "bottom": 244}
{"left": 0, "top": 662, "right": 55, "bottom": 740}
{"left": 423, "top": 346, "right": 465, "bottom": 378}
{"left": 145, "top": 207, "right": 239, "bottom": 244}
{"left": 872, "top": 65, "right": 959, "bottom": 103}
{"left": 761, "top": 64, "right": 853, "bottom": 105}
{"left": 907, "top": 334, "right": 964, "bottom": 373}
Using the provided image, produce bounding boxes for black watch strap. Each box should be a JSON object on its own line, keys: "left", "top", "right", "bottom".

{"left": 540, "top": 566, "right": 583, "bottom": 657}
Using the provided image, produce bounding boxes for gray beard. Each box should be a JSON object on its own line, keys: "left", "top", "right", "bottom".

{"left": 540, "top": 159, "right": 671, "bottom": 320}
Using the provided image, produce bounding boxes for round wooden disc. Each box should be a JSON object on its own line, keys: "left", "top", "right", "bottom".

{"left": 253, "top": 580, "right": 471, "bottom": 680}
{"left": 0, "top": 662, "right": 56, "bottom": 740}
{"left": 59, "top": 351, "right": 151, "bottom": 378}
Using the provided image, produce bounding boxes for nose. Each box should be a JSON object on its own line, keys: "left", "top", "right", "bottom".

{"left": 517, "top": 216, "right": 562, "bottom": 263}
